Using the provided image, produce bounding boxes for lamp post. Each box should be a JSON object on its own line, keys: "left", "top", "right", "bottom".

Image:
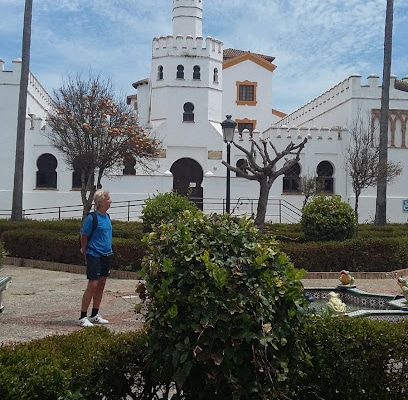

{"left": 221, "top": 115, "right": 236, "bottom": 213}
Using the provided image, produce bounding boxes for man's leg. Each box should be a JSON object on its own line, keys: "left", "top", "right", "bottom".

{"left": 88, "top": 276, "right": 109, "bottom": 324}
{"left": 92, "top": 276, "right": 107, "bottom": 310}
{"left": 81, "top": 279, "right": 100, "bottom": 314}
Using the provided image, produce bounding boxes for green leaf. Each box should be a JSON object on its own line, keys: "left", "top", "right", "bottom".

{"left": 165, "top": 304, "right": 178, "bottom": 319}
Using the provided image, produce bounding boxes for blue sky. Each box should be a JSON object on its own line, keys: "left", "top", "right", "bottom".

{"left": 0, "top": 0, "right": 407, "bottom": 113}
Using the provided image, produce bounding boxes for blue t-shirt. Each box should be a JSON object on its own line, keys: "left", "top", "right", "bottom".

{"left": 81, "top": 211, "right": 113, "bottom": 257}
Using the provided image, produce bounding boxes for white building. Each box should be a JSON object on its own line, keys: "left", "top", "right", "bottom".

{"left": 1, "top": 0, "right": 408, "bottom": 223}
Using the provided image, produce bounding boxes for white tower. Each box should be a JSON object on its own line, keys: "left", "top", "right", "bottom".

{"left": 173, "top": 0, "right": 203, "bottom": 37}
{"left": 149, "top": 0, "right": 223, "bottom": 146}
{"left": 145, "top": 0, "right": 224, "bottom": 205}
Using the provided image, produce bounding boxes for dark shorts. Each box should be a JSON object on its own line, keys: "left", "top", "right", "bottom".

{"left": 86, "top": 254, "right": 113, "bottom": 280}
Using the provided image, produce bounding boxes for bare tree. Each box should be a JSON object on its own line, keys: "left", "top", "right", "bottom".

{"left": 46, "top": 74, "right": 160, "bottom": 218}
{"left": 299, "top": 173, "right": 319, "bottom": 207}
{"left": 222, "top": 137, "right": 307, "bottom": 230}
{"left": 11, "top": 0, "right": 32, "bottom": 221}
{"left": 375, "top": 0, "right": 394, "bottom": 225}
{"left": 346, "top": 113, "right": 402, "bottom": 222}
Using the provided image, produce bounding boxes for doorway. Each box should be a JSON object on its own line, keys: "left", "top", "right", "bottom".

{"left": 170, "top": 158, "right": 203, "bottom": 210}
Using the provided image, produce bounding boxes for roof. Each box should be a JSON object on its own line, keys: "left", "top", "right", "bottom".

{"left": 132, "top": 78, "right": 149, "bottom": 89}
{"left": 223, "top": 49, "right": 277, "bottom": 72}
{"left": 223, "top": 48, "right": 275, "bottom": 63}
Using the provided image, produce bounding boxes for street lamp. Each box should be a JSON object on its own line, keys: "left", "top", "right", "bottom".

{"left": 221, "top": 115, "right": 236, "bottom": 213}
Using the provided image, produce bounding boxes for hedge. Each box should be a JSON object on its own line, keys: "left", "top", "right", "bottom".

{"left": 2, "top": 318, "right": 408, "bottom": 399}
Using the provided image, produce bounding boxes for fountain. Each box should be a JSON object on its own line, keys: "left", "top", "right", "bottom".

{"left": 304, "top": 271, "right": 408, "bottom": 321}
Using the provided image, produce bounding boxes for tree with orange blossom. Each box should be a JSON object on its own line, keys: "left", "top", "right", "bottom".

{"left": 46, "top": 74, "right": 160, "bottom": 217}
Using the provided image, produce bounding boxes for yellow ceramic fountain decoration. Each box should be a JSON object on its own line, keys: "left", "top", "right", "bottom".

{"left": 327, "top": 291, "right": 347, "bottom": 315}
{"left": 397, "top": 277, "right": 408, "bottom": 301}
{"left": 339, "top": 270, "right": 355, "bottom": 286}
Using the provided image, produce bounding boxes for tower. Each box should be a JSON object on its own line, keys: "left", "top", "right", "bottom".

{"left": 172, "top": 0, "right": 203, "bottom": 37}
{"left": 149, "top": 0, "right": 223, "bottom": 143}
{"left": 146, "top": 0, "right": 223, "bottom": 207}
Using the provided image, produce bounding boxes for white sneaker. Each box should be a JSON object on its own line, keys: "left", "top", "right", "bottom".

{"left": 88, "top": 314, "right": 109, "bottom": 324}
{"left": 78, "top": 317, "right": 94, "bottom": 327}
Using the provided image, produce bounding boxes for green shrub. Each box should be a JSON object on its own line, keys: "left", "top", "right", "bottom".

{"left": 141, "top": 211, "right": 311, "bottom": 399}
{"left": 1, "top": 225, "right": 146, "bottom": 272}
{"left": 3, "top": 313, "right": 408, "bottom": 399}
{"left": 0, "top": 328, "right": 148, "bottom": 400}
{"left": 141, "top": 191, "right": 198, "bottom": 233}
{"left": 301, "top": 195, "right": 357, "bottom": 241}
{"left": 294, "top": 317, "right": 408, "bottom": 400}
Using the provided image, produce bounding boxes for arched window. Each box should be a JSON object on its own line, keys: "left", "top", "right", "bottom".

{"left": 123, "top": 154, "right": 136, "bottom": 175}
{"left": 213, "top": 68, "right": 219, "bottom": 83}
{"left": 72, "top": 157, "right": 91, "bottom": 189}
{"left": 316, "top": 161, "right": 334, "bottom": 193}
{"left": 183, "top": 102, "right": 194, "bottom": 122}
{"left": 193, "top": 65, "right": 201, "bottom": 80}
{"left": 157, "top": 65, "right": 163, "bottom": 80}
{"left": 177, "top": 65, "right": 184, "bottom": 79}
{"left": 36, "top": 153, "right": 57, "bottom": 189}
{"left": 236, "top": 159, "right": 248, "bottom": 176}
{"left": 283, "top": 162, "right": 301, "bottom": 193}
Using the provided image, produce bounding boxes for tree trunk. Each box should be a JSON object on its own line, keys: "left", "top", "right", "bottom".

{"left": 354, "top": 193, "right": 360, "bottom": 221}
{"left": 11, "top": 0, "right": 33, "bottom": 221}
{"left": 254, "top": 179, "right": 272, "bottom": 230}
{"left": 375, "top": 0, "right": 393, "bottom": 226}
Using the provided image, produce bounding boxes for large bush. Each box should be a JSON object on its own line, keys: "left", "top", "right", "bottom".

{"left": 141, "top": 211, "right": 311, "bottom": 399}
{"left": 141, "top": 191, "right": 198, "bottom": 233}
{"left": 301, "top": 195, "right": 357, "bottom": 242}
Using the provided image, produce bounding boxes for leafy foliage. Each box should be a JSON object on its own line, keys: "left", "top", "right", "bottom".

{"left": 301, "top": 195, "right": 357, "bottom": 242}
{"left": 46, "top": 74, "right": 160, "bottom": 216}
{"left": 296, "top": 317, "right": 408, "bottom": 400}
{"left": 0, "top": 328, "right": 148, "bottom": 400}
{"left": 141, "top": 191, "right": 198, "bottom": 233}
{"left": 141, "top": 211, "right": 311, "bottom": 399}
{"left": 3, "top": 315, "right": 408, "bottom": 399}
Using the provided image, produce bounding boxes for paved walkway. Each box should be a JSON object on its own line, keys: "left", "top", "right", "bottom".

{"left": 0, "top": 264, "right": 404, "bottom": 345}
{"left": 0, "top": 265, "right": 143, "bottom": 345}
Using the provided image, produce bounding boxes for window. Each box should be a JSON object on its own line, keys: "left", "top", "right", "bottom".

{"left": 157, "top": 65, "right": 163, "bottom": 80}
{"left": 183, "top": 102, "right": 194, "bottom": 122}
{"left": 238, "top": 122, "right": 254, "bottom": 133}
{"left": 316, "top": 161, "right": 334, "bottom": 193}
{"left": 213, "top": 68, "right": 218, "bottom": 83}
{"left": 36, "top": 153, "right": 57, "bottom": 189}
{"left": 236, "top": 118, "right": 256, "bottom": 140}
{"left": 283, "top": 162, "right": 301, "bottom": 193}
{"left": 193, "top": 65, "right": 200, "bottom": 80}
{"left": 123, "top": 154, "right": 136, "bottom": 175}
{"left": 236, "top": 81, "right": 257, "bottom": 106}
{"left": 240, "top": 85, "right": 254, "bottom": 101}
{"left": 177, "top": 65, "right": 184, "bottom": 79}
{"left": 236, "top": 159, "right": 248, "bottom": 175}
{"left": 72, "top": 157, "right": 91, "bottom": 189}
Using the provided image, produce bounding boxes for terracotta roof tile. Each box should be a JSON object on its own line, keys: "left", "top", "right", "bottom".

{"left": 223, "top": 48, "right": 275, "bottom": 63}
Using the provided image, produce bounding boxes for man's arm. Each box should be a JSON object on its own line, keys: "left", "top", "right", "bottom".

{"left": 80, "top": 235, "right": 89, "bottom": 262}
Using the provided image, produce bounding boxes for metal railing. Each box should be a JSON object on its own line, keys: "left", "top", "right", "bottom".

{"left": 1, "top": 197, "right": 302, "bottom": 223}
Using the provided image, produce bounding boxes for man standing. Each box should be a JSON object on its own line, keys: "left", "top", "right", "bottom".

{"left": 78, "top": 189, "right": 113, "bottom": 327}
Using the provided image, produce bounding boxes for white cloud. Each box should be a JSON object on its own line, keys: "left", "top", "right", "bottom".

{"left": 0, "top": 0, "right": 407, "bottom": 112}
